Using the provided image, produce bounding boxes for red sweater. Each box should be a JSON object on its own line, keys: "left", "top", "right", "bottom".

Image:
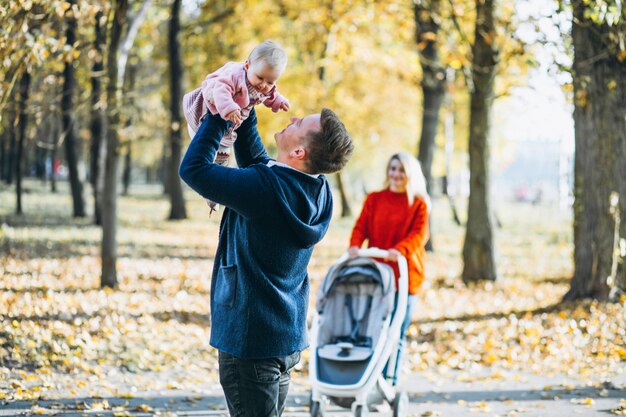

{"left": 349, "top": 189, "right": 429, "bottom": 294}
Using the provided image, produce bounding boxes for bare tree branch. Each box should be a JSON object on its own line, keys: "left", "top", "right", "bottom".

{"left": 182, "top": 7, "right": 234, "bottom": 34}
{"left": 118, "top": 0, "right": 152, "bottom": 87}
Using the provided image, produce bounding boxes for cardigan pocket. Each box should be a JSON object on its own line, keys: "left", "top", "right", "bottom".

{"left": 214, "top": 265, "right": 237, "bottom": 308}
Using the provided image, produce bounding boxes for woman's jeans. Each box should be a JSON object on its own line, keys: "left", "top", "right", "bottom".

{"left": 386, "top": 293, "right": 418, "bottom": 385}
{"left": 218, "top": 350, "right": 301, "bottom": 417}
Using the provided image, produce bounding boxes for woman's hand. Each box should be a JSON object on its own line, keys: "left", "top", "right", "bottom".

{"left": 385, "top": 248, "right": 402, "bottom": 262}
{"left": 348, "top": 246, "right": 360, "bottom": 257}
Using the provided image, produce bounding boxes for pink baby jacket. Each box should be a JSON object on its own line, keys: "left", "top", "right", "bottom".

{"left": 183, "top": 61, "right": 288, "bottom": 133}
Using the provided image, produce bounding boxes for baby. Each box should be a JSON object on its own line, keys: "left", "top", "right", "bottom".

{"left": 183, "top": 41, "right": 290, "bottom": 211}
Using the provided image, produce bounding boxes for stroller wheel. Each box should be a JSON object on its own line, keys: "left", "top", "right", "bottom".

{"left": 392, "top": 391, "right": 409, "bottom": 417}
{"left": 354, "top": 404, "right": 364, "bottom": 417}
{"left": 330, "top": 396, "right": 354, "bottom": 409}
{"left": 310, "top": 400, "right": 322, "bottom": 417}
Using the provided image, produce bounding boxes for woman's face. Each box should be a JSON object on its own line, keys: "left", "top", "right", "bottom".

{"left": 388, "top": 158, "right": 408, "bottom": 192}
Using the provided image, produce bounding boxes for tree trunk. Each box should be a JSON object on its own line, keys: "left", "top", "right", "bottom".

{"left": 167, "top": 0, "right": 187, "bottom": 220}
{"left": 50, "top": 113, "right": 58, "bottom": 193}
{"left": 414, "top": 0, "right": 446, "bottom": 251}
{"left": 121, "top": 63, "right": 137, "bottom": 197}
{"left": 90, "top": 10, "right": 107, "bottom": 226}
{"left": 62, "top": 0, "right": 86, "bottom": 218}
{"left": 0, "top": 119, "right": 7, "bottom": 183}
{"left": 462, "top": 0, "right": 498, "bottom": 283}
{"left": 335, "top": 172, "right": 352, "bottom": 217}
{"left": 101, "top": 0, "right": 128, "bottom": 289}
{"left": 15, "top": 72, "right": 31, "bottom": 215}
{"left": 332, "top": 166, "right": 351, "bottom": 218}
{"left": 316, "top": 5, "right": 352, "bottom": 218}
{"left": 35, "top": 143, "right": 46, "bottom": 183}
{"left": 565, "top": 1, "right": 626, "bottom": 301}
{"left": 122, "top": 142, "right": 131, "bottom": 195}
{"left": 161, "top": 147, "right": 170, "bottom": 195}
{"left": 6, "top": 103, "right": 16, "bottom": 184}
{"left": 443, "top": 70, "right": 461, "bottom": 227}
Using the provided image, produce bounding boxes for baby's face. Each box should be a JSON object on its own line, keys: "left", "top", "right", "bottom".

{"left": 246, "top": 61, "right": 282, "bottom": 94}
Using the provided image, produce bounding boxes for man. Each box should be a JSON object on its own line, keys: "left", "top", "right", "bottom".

{"left": 179, "top": 107, "right": 353, "bottom": 416}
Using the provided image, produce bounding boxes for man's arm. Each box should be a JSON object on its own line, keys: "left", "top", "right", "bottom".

{"left": 233, "top": 108, "right": 270, "bottom": 168}
{"left": 179, "top": 112, "right": 271, "bottom": 218}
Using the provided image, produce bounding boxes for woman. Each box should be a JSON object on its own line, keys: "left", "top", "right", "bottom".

{"left": 348, "top": 152, "right": 430, "bottom": 384}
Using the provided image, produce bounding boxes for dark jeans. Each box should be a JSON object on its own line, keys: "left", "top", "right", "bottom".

{"left": 218, "top": 350, "right": 301, "bottom": 417}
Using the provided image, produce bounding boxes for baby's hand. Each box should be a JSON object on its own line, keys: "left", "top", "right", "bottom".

{"left": 280, "top": 101, "right": 290, "bottom": 112}
{"left": 226, "top": 109, "right": 242, "bottom": 124}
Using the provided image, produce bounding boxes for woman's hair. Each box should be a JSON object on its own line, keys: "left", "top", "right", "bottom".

{"left": 248, "top": 40, "right": 288, "bottom": 72}
{"left": 384, "top": 152, "right": 431, "bottom": 210}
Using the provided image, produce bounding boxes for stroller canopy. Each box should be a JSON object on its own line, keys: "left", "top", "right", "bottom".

{"left": 316, "top": 256, "right": 395, "bottom": 314}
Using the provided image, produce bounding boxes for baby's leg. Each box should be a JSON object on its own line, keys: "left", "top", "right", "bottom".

{"left": 204, "top": 129, "right": 236, "bottom": 214}
{"left": 187, "top": 124, "right": 196, "bottom": 139}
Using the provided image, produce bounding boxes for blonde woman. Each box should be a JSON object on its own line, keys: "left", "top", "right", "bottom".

{"left": 348, "top": 152, "right": 430, "bottom": 384}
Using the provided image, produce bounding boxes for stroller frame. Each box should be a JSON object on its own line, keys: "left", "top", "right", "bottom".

{"left": 309, "top": 248, "right": 409, "bottom": 417}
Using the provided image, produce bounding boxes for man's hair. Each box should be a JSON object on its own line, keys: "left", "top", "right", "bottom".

{"left": 248, "top": 40, "right": 288, "bottom": 72}
{"left": 304, "top": 108, "right": 354, "bottom": 174}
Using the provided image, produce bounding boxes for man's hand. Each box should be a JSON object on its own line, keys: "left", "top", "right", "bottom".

{"left": 279, "top": 101, "right": 290, "bottom": 112}
{"left": 385, "top": 249, "right": 402, "bottom": 262}
{"left": 226, "top": 109, "right": 242, "bottom": 124}
{"left": 348, "top": 246, "right": 360, "bottom": 257}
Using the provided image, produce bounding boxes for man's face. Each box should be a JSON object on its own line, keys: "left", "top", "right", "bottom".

{"left": 274, "top": 114, "right": 321, "bottom": 153}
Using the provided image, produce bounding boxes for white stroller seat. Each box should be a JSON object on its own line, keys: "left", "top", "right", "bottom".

{"left": 314, "top": 258, "right": 395, "bottom": 385}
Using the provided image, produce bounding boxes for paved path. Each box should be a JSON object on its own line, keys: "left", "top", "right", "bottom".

{"left": 1, "top": 369, "right": 624, "bottom": 416}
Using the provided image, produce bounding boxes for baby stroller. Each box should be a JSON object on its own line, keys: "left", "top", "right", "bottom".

{"left": 309, "top": 248, "right": 409, "bottom": 417}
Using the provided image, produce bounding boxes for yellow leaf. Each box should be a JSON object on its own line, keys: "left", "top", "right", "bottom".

{"left": 449, "top": 58, "right": 463, "bottom": 70}
{"left": 484, "top": 32, "right": 495, "bottom": 45}
{"left": 135, "top": 404, "right": 153, "bottom": 412}
{"left": 483, "top": 353, "right": 498, "bottom": 365}
{"left": 571, "top": 397, "right": 595, "bottom": 405}
{"left": 575, "top": 90, "right": 588, "bottom": 107}
{"left": 421, "top": 32, "right": 437, "bottom": 42}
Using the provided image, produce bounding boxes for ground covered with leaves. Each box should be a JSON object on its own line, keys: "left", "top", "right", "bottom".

{"left": 1, "top": 181, "right": 625, "bottom": 416}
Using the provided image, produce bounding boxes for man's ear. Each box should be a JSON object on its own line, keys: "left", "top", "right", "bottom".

{"left": 290, "top": 145, "right": 307, "bottom": 161}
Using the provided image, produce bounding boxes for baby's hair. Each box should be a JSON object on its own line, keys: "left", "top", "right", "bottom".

{"left": 248, "top": 40, "right": 287, "bottom": 72}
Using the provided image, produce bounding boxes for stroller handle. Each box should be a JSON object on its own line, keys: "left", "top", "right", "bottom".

{"left": 339, "top": 248, "right": 409, "bottom": 294}
{"left": 352, "top": 248, "right": 393, "bottom": 259}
